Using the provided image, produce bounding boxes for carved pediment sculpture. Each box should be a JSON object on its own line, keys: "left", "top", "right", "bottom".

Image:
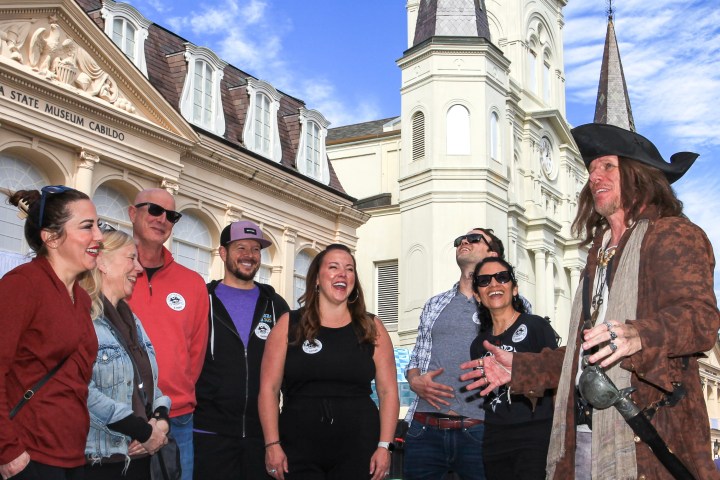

{"left": 0, "top": 15, "right": 135, "bottom": 113}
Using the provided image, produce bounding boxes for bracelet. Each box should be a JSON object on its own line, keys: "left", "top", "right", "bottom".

{"left": 264, "top": 440, "right": 281, "bottom": 448}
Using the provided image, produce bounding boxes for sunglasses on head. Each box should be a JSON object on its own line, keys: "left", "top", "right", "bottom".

{"left": 453, "top": 233, "right": 493, "bottom": 249}
{"left": 98, "top": 220, "right": 117, "bottom": 233}
{"left": 474, "top": 271, "right": 513, "bottom": 288}
{"left": 134, "top": 202, "right": 182, "bottom": 224}
{"left": 38, "top": 185, "right": 75, "bottom": 228}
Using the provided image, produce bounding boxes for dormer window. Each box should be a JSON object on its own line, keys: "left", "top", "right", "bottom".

{"left": 179, "top": 44, "right": 227, "bottom": 136}
{"left": 295, "top": 108, "right": 330, "bottom": 184}
{"left": 243, "top": 79, "right": 282, "bottom": 162}
{"left": 101, "top": 0, "right": 150, "bottom": 75}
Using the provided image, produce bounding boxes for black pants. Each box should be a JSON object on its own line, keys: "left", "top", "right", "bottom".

{"left": 280, "top": 396, "right": 379, "bottom": 480}
{"left": 10, "top": 461, "right": 84, "bottom": 480}
{"left": 483, "top": 419, "right": 552, "bottom": 480}
{"left": 193, "top": 432, "right": 270, "bottom": 480}
{"left": 83, "top": 456, "right": 151, "bottom": 480}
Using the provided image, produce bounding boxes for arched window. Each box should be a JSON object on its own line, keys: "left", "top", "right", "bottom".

{"left": 244, "top": 79, "right": 282, "bottom": 162}
{"left": 527, "top": 42, "right": 538, "bottom": 95}
{"left": 179, "top": 44, "right": 227, "bottom": 136}
{"left": 171, "top": 211, "right": 212, "bottom": 281}
{"left": 305, "top": 121, "right": 322, "bottom": 178}
{"left": 543, "top": 52, "right": 552, "bottom": 103}
{"left": 92, "top": 184, "right": 131, "bottom": 233}
{"left": 193, "top": 60, "right": 213, "bottom": 127}
{"left": 112, "top": 18, "right": 136, "bottom": 62}
{"left": 446, "top": 105, "right": 470, "bottom": 155}
{"left": 255, "top": 248, "right": 272, "bottom": 285}
{"left": 411, "top": 112, "right": 425, "bottom": 161}
{"left": 293, "top": 249, "right": 314, "bottom": 308}
{"left": 295, "top": 108, "right": 330, "bottom": 183}
{"left": 0, "top": 154, "right": 46, "bottom": 275}
{"left": 254, "top": 92, "right": 272, "bottom": 156}
{"left": 490, "top": 112, "right": 501, "bottom": 161}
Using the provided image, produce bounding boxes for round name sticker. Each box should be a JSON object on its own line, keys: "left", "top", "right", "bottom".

{"left": 472, "top": 312, "right": 480, "bottom": 325}
{"left": 255, "top": 322, "right": 271, "bottom": 340}
{"left": 166, "top": 292, "right": 186, "bottom": 311}
{"left": 512, "top": 324, "right": 528, "bottom": 343}
{"left": 302, "top": 339, "right": 322, "bottom": 354}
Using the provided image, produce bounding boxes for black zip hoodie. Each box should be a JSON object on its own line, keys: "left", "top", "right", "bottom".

{"left": 194, "top": 280, "right": 290, "bottom": 438}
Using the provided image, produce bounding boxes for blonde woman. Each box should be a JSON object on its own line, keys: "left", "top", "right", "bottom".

{"left": 81, "top": 230, "right": 170, "bottom": 479}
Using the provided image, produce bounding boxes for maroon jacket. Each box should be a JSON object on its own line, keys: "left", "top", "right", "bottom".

{"left": 512, "top": 211, "right": 720, "bottom": 479}
{"left": 0, "top": 257, "right": 98, "bottom": 467}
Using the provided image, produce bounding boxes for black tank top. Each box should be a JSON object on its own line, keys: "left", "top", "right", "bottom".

{"left": 283, "top": 309, "right": 375, "bottom": 398}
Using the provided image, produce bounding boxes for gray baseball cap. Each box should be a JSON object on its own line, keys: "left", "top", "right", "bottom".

{"left": 220, "top": 220, "right": 271, "bottom": 248}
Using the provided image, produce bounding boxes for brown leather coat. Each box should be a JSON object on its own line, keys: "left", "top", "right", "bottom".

{"left": 512, "top": 211, "right": 720, "bottom": 479}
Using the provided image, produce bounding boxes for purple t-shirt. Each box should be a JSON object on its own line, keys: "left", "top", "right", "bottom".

{"left": 215, "top": 282, "right": 260, "bottom": 346}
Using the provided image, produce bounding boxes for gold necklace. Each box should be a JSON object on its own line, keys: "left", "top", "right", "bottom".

{"left": 493, "top": 311, "right": 520, "bottom": 336}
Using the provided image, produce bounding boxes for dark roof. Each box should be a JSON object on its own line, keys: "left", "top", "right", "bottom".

{"left": 327, "top": 117, "right": 399, "bottom": 143}
{"left": 413, "top": 0, "right": 491, "bottom": 47}
{"left": 76, "top": 0, "right": 346, "bottom": 194}
{"left": 593, "top": 15, "right": 635, "bottom": 131}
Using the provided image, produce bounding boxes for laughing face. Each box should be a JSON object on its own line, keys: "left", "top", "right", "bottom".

{"left": 474, "top": 261, "right": 518, "bottom": 313}
{"left": 221, "top": 239, "right": 262, "bottom": 285}
{"left": 99, "top": 243, "right": 143, "bottom": 305}
{"left": 317, "top": 249, "right": 356, "bottom": 305}
{"left": 129, "top": 189, "right": 176, "bottom": 246}
{"left": 47, "top": 199, "right": 103, "bottom": 278}
{"left": 588, "top": 155, "right": 623, "bottom": 220}
{"left": 455, "top": 229, "right": 496, "bottom": 268}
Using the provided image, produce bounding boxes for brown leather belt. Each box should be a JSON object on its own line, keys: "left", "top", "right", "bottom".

{"left": 413, "top": 412, "right": 483, "bottom": 430}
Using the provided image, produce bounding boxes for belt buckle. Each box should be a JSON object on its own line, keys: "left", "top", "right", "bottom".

{"left": 438, "top": 417, "right": 460, "bottom": 430}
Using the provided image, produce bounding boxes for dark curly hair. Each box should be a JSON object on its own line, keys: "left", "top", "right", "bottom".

{"left": 9, "top": 187, "right": 90, "bottom": 256}
{"left": 472, "top": 257, "right": 526, "bottom": 333}
{"left": 291, "top": 244, "right": 376, "bottom": 345}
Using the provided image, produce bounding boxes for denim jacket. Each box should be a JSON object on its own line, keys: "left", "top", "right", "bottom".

{"left": 85, "top": 311, "right": 171, "bottom": 463}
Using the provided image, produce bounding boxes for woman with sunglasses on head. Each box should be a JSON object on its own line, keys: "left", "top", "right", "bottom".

{"left": 0, "top": 186, "right": 103, "bottom": 480}
{"left": 259, "top": 244, "right": 399, "bottom": 480}
{"left": 461, "top": 257, "right": 557, "bottom": 480}
{"left": 80, "top": 230, "right": 171, "bottom": 479}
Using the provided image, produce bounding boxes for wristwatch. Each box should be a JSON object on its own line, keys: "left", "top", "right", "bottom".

{"left": 378, "top": 441, "right": 395, "bottom": 452}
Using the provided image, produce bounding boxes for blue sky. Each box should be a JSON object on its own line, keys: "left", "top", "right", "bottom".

{"left": 121, "top": 0, "right": 719, "bottom": 289}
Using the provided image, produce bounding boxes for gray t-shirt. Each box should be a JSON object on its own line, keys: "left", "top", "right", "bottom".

{"left": 415, "top": 292, "right": 485, "bottom": 419}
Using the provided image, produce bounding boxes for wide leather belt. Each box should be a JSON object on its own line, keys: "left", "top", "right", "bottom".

{"left": 413, "top": 412, "right": 483, "bottom": 430}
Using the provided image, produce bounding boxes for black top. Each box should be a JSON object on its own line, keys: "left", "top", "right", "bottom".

{"left": 470, "top": 313, "right": 557, "bottom": 425}
{"left": 283, "top": 309, "right": 375, "bottom": 399}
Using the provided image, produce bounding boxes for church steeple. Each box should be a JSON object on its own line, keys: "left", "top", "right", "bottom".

{"left": 594, "top": 1, "right": 635, "bottom": 131}
{"left": 412, "top": 0, "right": 491, "bottom": 47}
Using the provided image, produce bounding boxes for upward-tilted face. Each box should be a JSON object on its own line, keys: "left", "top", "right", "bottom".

{"left": 317, "top": 249, "right": 356, "bottom": 305}
{"left": 129, "top": 190, "right": 178, "bottom": 245}
{"left": 455, "top": 229, "right": 496, "bottom": 268}
{"left": 588, "top": 155, "right": 622, "bottom": 220}
{"left": 48, "top": 199, "right": 103, "bottom": 277}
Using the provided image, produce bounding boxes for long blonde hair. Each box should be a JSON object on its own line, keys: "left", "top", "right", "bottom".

{"left": 80, "top": 230, "right": 135, "bottom": 320}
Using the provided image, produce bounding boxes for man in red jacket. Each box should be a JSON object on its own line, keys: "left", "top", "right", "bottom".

{"left": 127, "top": 188, "right": 209, "bottom": 480}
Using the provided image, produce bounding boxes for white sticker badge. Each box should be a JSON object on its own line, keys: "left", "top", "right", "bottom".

{"left": 512, "top": 324, "right": 528, "bottom": 343}
{"left": 302, "top": 339, "right": 323, "bottom": 354}
{"left": 254, "top": 322, "right": 271, "bottom": 340}
{"left": 472, "top": 312, "right": 480, "bottom": 325}
{"left": 166, "top": 292, "right": 186, "bottom": 311}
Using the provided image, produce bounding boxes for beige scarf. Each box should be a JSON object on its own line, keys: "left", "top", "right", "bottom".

{"left": 547, "top": 220, "right": 648, "bottom": 479}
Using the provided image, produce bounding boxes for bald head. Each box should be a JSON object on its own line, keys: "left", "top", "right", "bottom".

{"left": 133, "top": 188, "right": 175, "bottom": 210}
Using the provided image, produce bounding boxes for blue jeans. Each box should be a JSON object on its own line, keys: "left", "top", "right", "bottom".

{"left": 403, "top": 419, "right": 486, "bottom": 480}
{"left": 171, "top": 413, "right": 194, "bottom": 480}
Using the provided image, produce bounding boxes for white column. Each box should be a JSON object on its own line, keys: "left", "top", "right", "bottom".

{"left": 545, "top": 252, "right": 555, "bottom": 319}
{"left": 76, "top": 150, "right": 99, "bottom": 195}
{"left": 161, "top": 179, "right": 179, "bottom": 249}
{"left": 533, "top": 248, "right": 546, "bottom": 316}
{"left": 570, "top": 267, "right": 582, "bottom": 300}
{"left": 282, "top": 227, "right": 298, "bottom": 302}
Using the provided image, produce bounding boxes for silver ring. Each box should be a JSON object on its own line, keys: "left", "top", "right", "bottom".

{"left": 269, "top": 469, "right": 277, "bottom": 474}
{"left": 609, "top": 342, "right": 617, "bottom": 352}
{"left": 604, "top": 321, "right": 613, "bottom": 331}
{"left": 610, "top": 330, "right": 618, "bottom": 340}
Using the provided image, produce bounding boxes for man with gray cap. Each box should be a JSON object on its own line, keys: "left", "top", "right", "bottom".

{"left": 193, "top": 221, "right": 290, "bottom": 479}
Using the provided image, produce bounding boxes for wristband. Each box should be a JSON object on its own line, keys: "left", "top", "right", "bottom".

{"left": 264, "top": 440, "right": 281, "bottom": 448}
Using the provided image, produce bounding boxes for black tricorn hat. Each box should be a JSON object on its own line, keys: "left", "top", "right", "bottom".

{"left": 571, "top": 123, "right": 698, "bottom": 184}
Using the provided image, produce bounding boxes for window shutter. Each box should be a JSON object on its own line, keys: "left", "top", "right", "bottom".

{"left": 376, "top": 261, "right": 399, "bottom": 330}
{"left": 412, "top": 112, "right": 425, "bottom": 161}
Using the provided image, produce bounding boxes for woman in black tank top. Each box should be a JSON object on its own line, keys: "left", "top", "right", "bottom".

{"left": 259, "top": 244, "right": 399, "bottom": 480}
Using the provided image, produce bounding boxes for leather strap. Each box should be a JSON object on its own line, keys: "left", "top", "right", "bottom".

{"left": 10, "top": 355, "right": 69, "bottom": 419}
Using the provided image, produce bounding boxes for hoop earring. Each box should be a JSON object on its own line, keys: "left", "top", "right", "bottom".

{"left": 347, "top": 289, "right": 359, "bottom": 304}
{"left": 315, "top": 284, "right": 319, "bottom": 293}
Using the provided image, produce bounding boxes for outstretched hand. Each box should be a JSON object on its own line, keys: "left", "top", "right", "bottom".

{"left": 459, "top": 341, "right": 513, "bottom": 396}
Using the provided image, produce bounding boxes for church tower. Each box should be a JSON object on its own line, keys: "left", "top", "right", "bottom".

{"left": 327, "top": 0, "right": 586, "bottom": 345}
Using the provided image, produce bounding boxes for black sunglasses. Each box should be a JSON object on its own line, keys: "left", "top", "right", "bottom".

{"left": 474, "top": 271, "right": 514, "bottom": 288}
{"left": 454, "top": 233, "right": 492, "bottom": 249}
{"left": 134, "top": 202, "right": 182, "bottom": 224}
{"left": 38, "top": 185, "right": 75, "bottom": 228}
